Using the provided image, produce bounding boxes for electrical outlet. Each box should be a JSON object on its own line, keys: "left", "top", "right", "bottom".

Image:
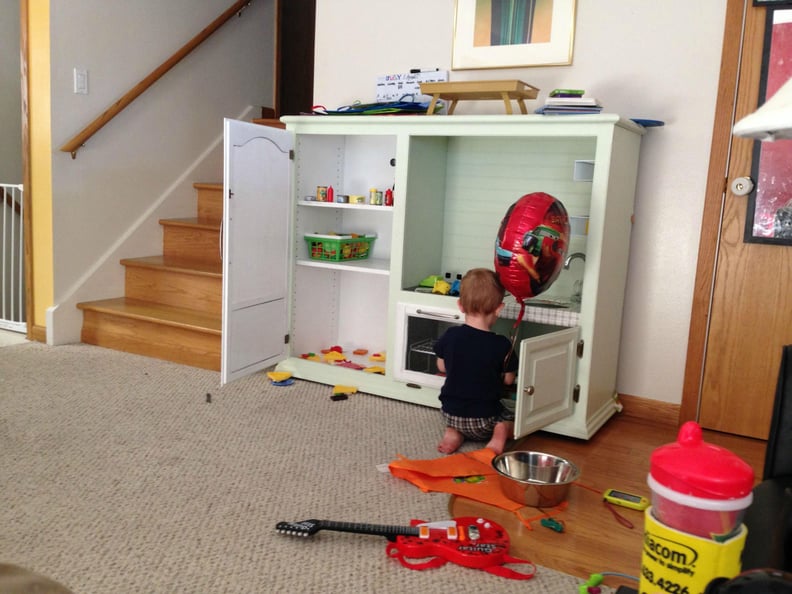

{"left": 73, "top": 68, "right": 88, "bottom": 95}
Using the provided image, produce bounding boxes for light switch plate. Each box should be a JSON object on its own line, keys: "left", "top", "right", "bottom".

{"left": 73, "top": 68, "right": 88, "bottom": 95}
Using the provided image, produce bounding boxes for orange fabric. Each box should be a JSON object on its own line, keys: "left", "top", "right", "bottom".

{"left": 389, "top": 448, "right": 525, "bottom": 512}
{"left": 389, "top": 448, "right": 570, "bottom": 529}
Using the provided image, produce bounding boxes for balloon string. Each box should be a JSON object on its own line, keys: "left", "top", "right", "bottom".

{"left": 504, "top": 302, "right": 525, "bottom": 372}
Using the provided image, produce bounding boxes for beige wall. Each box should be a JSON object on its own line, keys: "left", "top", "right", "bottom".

{"left": 0, "top": 0, "right": 23, "bottom": 185}
{"left": 35, "top": 0, "right": 275, "bottom": 343}
{"left": 314, "top": 0, "right": 728, "bottom": 405}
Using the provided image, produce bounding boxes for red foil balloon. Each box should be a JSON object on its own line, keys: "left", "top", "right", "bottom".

{"left": 494, "top": 192, "right": 570, "bottom": 302}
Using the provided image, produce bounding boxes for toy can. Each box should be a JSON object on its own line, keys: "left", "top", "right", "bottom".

{"left": 350, "top": 195, "right": 366, "bottom": 204}
{"left": 336, "top": 194, "right": 349, "bottom": 203}
{"left": 648, "top": 421, "right": 754, "bottom": 539}
{"left": 316, "top": 186, "right": 328, "bottom": 201}
{"left": 369, "top": 188, "right": 382, "bottom": 205}
{"left": 640, "top": 509, "right": 747, "bottom": 594}
{"left": 639, "top": 421, "right": 754, "bottom": 594}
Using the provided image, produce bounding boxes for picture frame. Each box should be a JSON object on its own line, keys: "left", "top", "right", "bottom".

{"left": 452, "top": 0, "right": 577, "bottom": 70}
{"left": 744, "top": 7, "right": 792, "bottom": 244}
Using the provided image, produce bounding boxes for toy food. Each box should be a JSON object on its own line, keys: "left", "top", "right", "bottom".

{"left": 267, "top": 371, "right": 292, "bottom": 382}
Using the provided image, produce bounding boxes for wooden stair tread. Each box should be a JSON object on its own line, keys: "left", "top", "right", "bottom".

{"left": 160, "top": 217, "right": 220, "bottom": 230}
{"left": 192, "top": 182, "right": 222, "bottom": 191}
{"left": 120, "top": 255, "right": 222, "bottom": 276}
{"left": 251, "top": 118, "right": 286, "bottom": 129}
{"left": 77, "top": 297, "right": 221, "bottom": 333}
{"left": 79, "top": 181, "right": 224, "bottom": 370}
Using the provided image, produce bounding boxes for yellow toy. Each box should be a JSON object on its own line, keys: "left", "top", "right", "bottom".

{"left": 323, "top": 351, "right": 347, "bottom": 363}
{"left": 432, "top": 278, "right": 451, "bottom": 295}
{"left": 333, "top": 385, "right": 357, "bottom": 395}
{"left": 267, "top": 371, "right": 292, "bottom": 382}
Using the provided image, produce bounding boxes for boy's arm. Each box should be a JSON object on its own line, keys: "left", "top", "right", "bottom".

{"left": 436, "top": 357, "right": 446, "bottom": 373}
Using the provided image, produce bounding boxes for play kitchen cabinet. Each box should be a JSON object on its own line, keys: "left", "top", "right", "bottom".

{"left": 222, "top": 115, "right": 644, "bottom": 439}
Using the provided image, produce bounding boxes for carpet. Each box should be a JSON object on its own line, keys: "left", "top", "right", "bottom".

{"left": 0, "top": 342, "right": 603, "bottom": 593}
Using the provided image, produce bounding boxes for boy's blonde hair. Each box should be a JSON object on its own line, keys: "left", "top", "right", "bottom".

{"left": 459, "top": 268, "right": 505, "bottom": 315}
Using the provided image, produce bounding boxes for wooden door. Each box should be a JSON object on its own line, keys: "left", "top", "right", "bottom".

{"left": 221, "top": 119, "right": 292, "bottom": 385}
{"left": 682, "top": 0, "right": 792, "bottom": 439}
{"left": 274, "top": 0, "right": 315, "bottom": 116}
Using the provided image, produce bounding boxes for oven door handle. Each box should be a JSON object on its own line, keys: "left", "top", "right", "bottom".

{"left": 415, "top": 309, "right": 462, "bottom": 321}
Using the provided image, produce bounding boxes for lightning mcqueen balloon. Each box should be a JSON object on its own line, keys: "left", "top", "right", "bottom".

{"left": 494, "top": 192, "right": 570, "bottom": 302}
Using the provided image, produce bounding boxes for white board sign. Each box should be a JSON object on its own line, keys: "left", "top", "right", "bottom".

{"left": 376, "top": 70, "right": 449, "bottom": 103}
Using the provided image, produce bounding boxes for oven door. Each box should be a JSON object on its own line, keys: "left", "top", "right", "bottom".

{"left": 393, "top": 302, "right": 465, "bottom": 389}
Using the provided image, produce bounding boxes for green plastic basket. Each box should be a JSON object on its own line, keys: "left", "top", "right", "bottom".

{"left": 304, "top": 233, "right": 376, "bottom": 262}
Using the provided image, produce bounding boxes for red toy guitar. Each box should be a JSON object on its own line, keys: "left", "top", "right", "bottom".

{"left": 275, "top": 516, "right": 535, "bottom": 580}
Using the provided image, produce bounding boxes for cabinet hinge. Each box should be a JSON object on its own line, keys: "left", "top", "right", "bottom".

{"left": 284, "top": 334, "right": 290, "bottom": 344}
{"left": 289, "top": 149, "right": 295, "bottom": 160}
{"left": 573, "top": 384, "right": 581, "bottom": 403}
{"left": 576, "top": 339, "right": 584, "bottom": 358}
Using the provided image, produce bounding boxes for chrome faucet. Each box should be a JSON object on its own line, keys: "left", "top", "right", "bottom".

{"left": 564, "top": 252, "right": 586, "bottom": 269}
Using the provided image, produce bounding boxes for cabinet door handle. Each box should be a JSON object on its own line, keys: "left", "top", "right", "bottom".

{"left": 524, "top": 385, "right": 535, "bottom": 396}
{"left": 416, "top": 309, "right": 461, "bottom": 320}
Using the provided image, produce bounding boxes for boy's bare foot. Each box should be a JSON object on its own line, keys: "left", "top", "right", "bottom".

{"left": 438, "top": 427, "right": 464, "bottom": 454}
{"left": 485, "top": 421, "right": 513, "bottom": 455}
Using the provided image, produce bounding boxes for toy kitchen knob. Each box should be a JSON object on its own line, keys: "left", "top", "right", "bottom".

{"left": 730, "top": 176, "right": 754, "bottom": 196}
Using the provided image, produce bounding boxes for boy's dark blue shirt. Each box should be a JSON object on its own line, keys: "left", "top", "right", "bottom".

{"left": 435, "top": 324, "right": 518, "bottom": 418}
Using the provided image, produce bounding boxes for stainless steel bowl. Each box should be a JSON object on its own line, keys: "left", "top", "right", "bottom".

{"left": 492, "top": 451, "right": 580, "bottom": 507}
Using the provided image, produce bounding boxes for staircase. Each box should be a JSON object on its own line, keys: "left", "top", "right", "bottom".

{"left": 77, "top": 182, "right": 223, "bottom": 370}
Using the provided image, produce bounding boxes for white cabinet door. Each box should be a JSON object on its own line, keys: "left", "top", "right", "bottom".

{"left": 221, "top": 119, "right": 293, "bottom": 385}
{"left": 513, "top": 327, "right": 580, "bottom": 439}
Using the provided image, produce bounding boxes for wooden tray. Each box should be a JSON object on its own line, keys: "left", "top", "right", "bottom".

{"left": 419, "top": 80, "right": 540, "bottom": 115}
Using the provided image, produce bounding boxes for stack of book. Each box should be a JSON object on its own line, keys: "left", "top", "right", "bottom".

{"left": 535, "top": 89, "right": 602, "bottom": 115}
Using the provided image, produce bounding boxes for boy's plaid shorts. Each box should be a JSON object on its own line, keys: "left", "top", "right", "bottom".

{"left": 441, "top": 403, "right": 514, "bottom": 440}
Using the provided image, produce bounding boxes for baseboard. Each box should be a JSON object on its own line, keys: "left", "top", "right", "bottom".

{"left": 617, "top": 393, "right": 680, "bottom": 428}
{"left": 29, "top": 324, "right": 46, "bottom": 343}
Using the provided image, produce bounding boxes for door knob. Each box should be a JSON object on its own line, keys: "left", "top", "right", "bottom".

{"left": 730, "top": 176, "right": 754, "bottom": 196}
{"left": 524, "top": 385, "right": 535, "bottom": 396}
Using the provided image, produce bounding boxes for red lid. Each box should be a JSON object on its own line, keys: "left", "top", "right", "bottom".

{"left": 649, "top": 421, "right": 754, "bottom": 499}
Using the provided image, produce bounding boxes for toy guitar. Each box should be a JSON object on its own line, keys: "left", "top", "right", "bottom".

{"left": 275, "top": 516, "right": 535, "bottom": 580}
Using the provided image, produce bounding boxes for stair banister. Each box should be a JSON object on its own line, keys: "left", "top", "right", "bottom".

{"left": 59, "top": 0, "right": 254, "bottom": 159}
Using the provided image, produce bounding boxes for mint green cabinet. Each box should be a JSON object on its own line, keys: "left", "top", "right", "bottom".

{"left": 223, "top": 115, "right": 644, "bottom": 439}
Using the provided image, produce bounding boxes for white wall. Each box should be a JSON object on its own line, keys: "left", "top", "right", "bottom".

{"left": 47, "top": 0, "right": 275, "bottom": 342}
{"left": 0, "top": 0, "right": 22, "bottom": 185}
{"left": 314, "top": 0, "right": 727, "bottom": 405}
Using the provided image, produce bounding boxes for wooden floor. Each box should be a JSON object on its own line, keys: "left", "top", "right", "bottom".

{"left": 449, "top": 411, "right": 767, "bottom": 591}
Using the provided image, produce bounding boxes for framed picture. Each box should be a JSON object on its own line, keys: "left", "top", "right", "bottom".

{"left": 745, "top": 7, "right": 792, "bottom": 244}
{"left": 452, "top": 0, "right": 577, "bottom": 70}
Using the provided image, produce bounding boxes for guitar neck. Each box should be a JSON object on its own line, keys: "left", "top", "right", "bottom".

{"left": 319, "top": 520, "right": 419, "bottom": 539}
{"left": 276, "top": 518, "right": 461, "bottom": 541}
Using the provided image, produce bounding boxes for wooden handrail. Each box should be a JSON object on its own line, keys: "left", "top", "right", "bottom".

{"left": 2, "top": 187, "right": 23, "bottom": 216}
{"left": 60, "top": 0, "right": 254, "bottom": 159}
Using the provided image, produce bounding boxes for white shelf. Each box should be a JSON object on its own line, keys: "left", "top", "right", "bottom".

{"left": 298, "top": 200, "right": 394, "bottom": 212}
{"left": 297, "top": 257, "right": 390, "bottom": 275}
